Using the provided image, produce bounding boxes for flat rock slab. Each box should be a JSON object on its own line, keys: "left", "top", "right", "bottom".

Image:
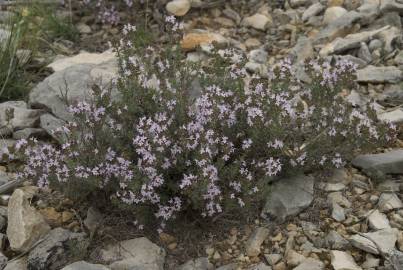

{"left": 29, "top": 59, "right": 118, "bottom": 122}
{"left": 352, "top": 149, "right": 403, "bottom": 177}
{"left": 349, "top": 228, "right": 399, "bottom": 255}
{"left": 330, "top": 250, "right": 361, "bottom": 270}
{"left": 61, "top": 261, "right": 110, "bottom": 270}
{"left": 356, "top": 66, "right": 402, "bottom": 84}
{"left": 27, "top": 228, "right": 88, "bottom": 270}
{"left": 98, "top": 237, "right": 165, "bottom": 270}
{"left": 262, "top": 175, "right": 314, "bottom": 222}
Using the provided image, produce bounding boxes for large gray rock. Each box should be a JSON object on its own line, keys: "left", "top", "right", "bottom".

{"left": 352, "top": 150, "right": 403, "bottom": 176}
{"left": 0, "top": 101, "right": 42, "bottom": 135}
{"left": 62, "top": 261, "right": 110, "bottom": 270}
{"left": 349, "top": 228, "right": 399, "bottom": 255}
{"left": 378, "top": 108, "right": 403, "bottom": 124}
{"left": 319, "top": 26, "right": 389, "bottom": 56}
{"left": 302, "top": 3, "right": 325, "bottom": 22}
{"left": 324, "top": 230, "right": 350, "bottom": 250}
{"left": 245, "top": 227, "right": 270, "bottom": 257}
{"left": 378, "top": 193, "right": 403, "bottom": 212}
{"left": 330, "top": 250, "right": 361, "bottom": 270}
{"left": 356, "top": 66, "right": 402, "bottom": 84}
{"left": 177, "top": 257, "right": 214, "bottom": 270}
{"left": 368, "top": 209, "right": 391, "bottom": 230}
{"left": 314, "top": 11, "right": 362, "bottom": 44}
{"left": 39, "top": 113, "right": 66, "bottom": 143}
{"left": 293, "top": 258, "right": 324, "bottom": 270}
{"left": 7, "top": 187, "right": 50, "bottom": 252}
{"left": 29, "top": 58, "right": 117, "bottom": 122}
{"left": 4, "top": 256, "right": 27, "bottom": 270}
{"left": 98, "top": 237, "right": 165, "bottom": 270}
{"left": 380, "top": 0, "right": 403, "bottom": 15}
{"left": 27, "top": 228, "right": 88, "bottom": 270}
{"left": 323, "top": 6, "right": 348, "bottom": 25}
{"left": 262, "top": 175, "right": 314, "bottom": 222}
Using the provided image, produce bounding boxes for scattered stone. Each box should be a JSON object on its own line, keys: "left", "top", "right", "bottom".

{"left": 352, "top": 149, "right": 403, "bottom": 176}
{"left": 293, "top": 258, "right": 324, "bottom": 270}
{"left": 361, "top": 254, "right": 380, "bottom": 269}
{"left": 61, "top": 261, "right": 110, "bottom": 270}
{"left": 323, "top": 6, "right": 348, "bottom": 25}
{"left": 378, "top": 193, "right": 403, "bottom": 212}
{"left": 356, "top": 66, "right": 403, "bottom": 84}
{"left": 177, "top": 257, "right": 214, "bottom": 270}
{"left": 12, "top": 128, "right": 48, "bottom": 140}
{"left": 330, "top": 250, "right": 361, "bottom": 270}
{"left": 7, "top": 187, "right": 50, "bottom": 252}
{"left": 27, "top": 228, "right": 88, "bottom": 270}
{"left": 247, "top": 262, "right": 272, "bottom": 270}
{"left": 4, "top": 256, "right": 27, "bottom": 270}
{"left": 302, "top": 3, "right": 325, "bottom": 22}
{"left": 181, "top": 32, "right": 227, "bottom": 51}
{"left": 265, "top": 254, "right": 282, "bottom": 266}
{"left": 378, "top": 108, "right": 403, "bottom": 124}
{"left": 368, "top": 210, "right": 391, "bottom": 230}
{"left": 289, "top": 0, "right": 310, "bottom": 8}
{"left": 30, "top": 60, "right": 118, "bottom": 121}
{"left": 84, "top": 207, "right": 103, "bottom": 235}
{"left": 328, "top": 192, "right": 351, "bottom": 208}
{"left": 98, "top": 237, "right": 165, "bottom": 270}
{"left": 286, "top": 250, "right": 305, "bottom": 267}
{"left": 0, "top": 101, "right": 42, "bottom": 134}
{"left": 350, "top": 228, "right": 399, "bottom": 255}
{"left": 314, "top": 11, "right": 361, "bottom": 44}
{"left": 319, "top": 182, "right": 346, "bottom": 192}
{"left": 246, "top": 227, "right": 270, "bottom": 257}
{"left": 325, "top": 230, "right": 350, "bottom": 250}
{"left": 331, "top": 203, "right": 346, "bottom": 222}
{"left": 48, "top": 51, "right": 116, "bottom": 72}
{"left": 39, "top": 113, "right": 66, "bottom": 142}
{"left": 248, "top": 49, "right": 268, "bottom": 64}
{"left": 241, "top": 14, "right": 272, "bottom": 31}
{"left": 166, "top": 0, "right": 191, "bottom": 17}
{"left": 262, "top": 175, "right": 314, "bottom": 222}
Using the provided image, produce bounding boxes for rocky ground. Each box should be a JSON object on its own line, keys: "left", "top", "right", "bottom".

{"left": 0, "top": 0, "right": 402, "bottom": 269}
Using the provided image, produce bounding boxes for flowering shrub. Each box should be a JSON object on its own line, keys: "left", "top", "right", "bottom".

{"left": 79, "top": 0, "right": 146, "bottom": 25}
{"left": 12, "top": 19, "right": 395, "bottom": 228}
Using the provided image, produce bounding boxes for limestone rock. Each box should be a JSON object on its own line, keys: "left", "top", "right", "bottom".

{"left": 246, "top": 227, "right": 270, "bottom": 257}
{"left": 293, "top": 258, "right": 324, "bottom": 270}
{"left": 241, "top": 14, "right": 272, "bottom": 31}
{"left": 262, "top": 175, "right": 314, "bottom": 222}
{"left": 166, "top": 0, "right": 191, "bottom": 16}
{"left": 0, "top": 101, "right": 42, "bottom": 134}
{"left": 27, "top": 228, "right": 88, "bottom": 270}
{"left": 61, "top": 261, "right": 110, "bottom": 270}
{"left": 48, "top": 51, "right": 116, "bottom": 72}
{"left": 352, "top": 149, "right": 403, "bottom": 176}
{"left": 356, "top": 66, "right": 402, "bottom": 84}
{"left": 302, "top": 3, "right": 325, "bottom": 22}
{"left": 323, "top": 7, "right": 348, "bottom": 25}
{"left": 98, "top": 237, "right": 165, "bottom": 270}
{"left": 330, "top": 250, "right": 361, "bottom": 270}
{"left": 378, "top": 193, "right": 403, "bottom": 212}
{"left": 7, "top": 188, "right": 50, "bottom": 252}
{"left": 350, "top": 228, "right": 399, "bottom": 255}
{"left": 4, "top": 256, "right": 27, "bottom": 270}
{"left": 177, "top": 257, "right": 214, "bottom": 270}
{"left": 368, "top": 209, "right": 391, "bottom": 230}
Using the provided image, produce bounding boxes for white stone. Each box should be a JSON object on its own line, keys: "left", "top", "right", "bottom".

{"left": 350, "top": 228, "right": 399, "bottom": 255}
{"left": 246, "top": 227, "right": 270, "bottom": 257}
{"left": 166, "top": 0, "right": 191, "bottom": 16}
{"left": 323, "top": 7, "right": 348, "bottom": 25}
{"left": 48, "top": 51, "right": 116, "bottom": 72}
{"left": 379, "top": 193, "right": 403, "bottom": 212}
{"left": 99, "top": 237, "right": 165, "bottom": 270}
{"left": 330, "top": 250, "right": 361, "bottom": 270}
{"left": 242, "top": 14, "right": 271, "bottom": 30}
{"left": 7, "top": 188, "right": 50, "bottom": 252}
{"left": 368, "top": 210, "right": 391, "bottom": 230}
